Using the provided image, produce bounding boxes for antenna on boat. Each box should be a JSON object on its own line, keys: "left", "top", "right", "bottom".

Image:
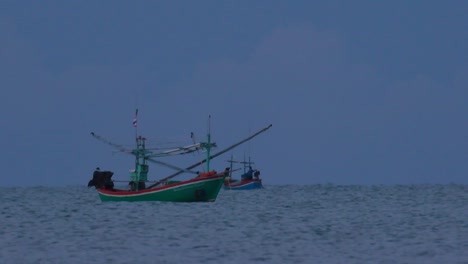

{"left": 133, "top": 108, "right": 139, "bottom": 140}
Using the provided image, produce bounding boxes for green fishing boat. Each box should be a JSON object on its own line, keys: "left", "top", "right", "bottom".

{"left": 87, "top": 111, "right": 272, "bottom": 202}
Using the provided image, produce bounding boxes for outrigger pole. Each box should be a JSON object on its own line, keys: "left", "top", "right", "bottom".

{"left": 147, "top": 124, "right": 273, "bottom": 188}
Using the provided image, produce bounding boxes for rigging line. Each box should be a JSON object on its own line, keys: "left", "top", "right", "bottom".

{"left": 90, "top": 132, "right": 129, "bottom": 153}
{"left": 145, "top": 136, "right": 192, "bottom": 143}
{"left": 146, "top": 158, "right": 198, "bottom": 174}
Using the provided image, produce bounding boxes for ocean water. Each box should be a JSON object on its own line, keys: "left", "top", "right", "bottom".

{"left": 1, "top": 185, "right": 467, "bottom": 264}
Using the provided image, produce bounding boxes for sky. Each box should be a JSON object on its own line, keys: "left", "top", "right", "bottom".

{"left": 1, "top": 1, "right": 467, "bottom": 186}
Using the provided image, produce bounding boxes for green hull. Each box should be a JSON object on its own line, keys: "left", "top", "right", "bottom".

{"left": 96, "top": 175, "right": 225, "bottom": 202}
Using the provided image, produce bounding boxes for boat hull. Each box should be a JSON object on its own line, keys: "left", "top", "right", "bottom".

{"left": 223, "top": 179, "right": 263, "bottom": 190}
{"left": 96, "top": 174, "right": 225, "bottom": 202}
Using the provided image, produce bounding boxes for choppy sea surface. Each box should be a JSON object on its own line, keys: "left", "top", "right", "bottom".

{"left": 1, "top": 184, "right": 467, "bottom": 264}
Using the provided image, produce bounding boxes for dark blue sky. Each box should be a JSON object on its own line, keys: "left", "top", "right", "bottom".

{"left": 1, "top": 1, "right": 467, "bottom": 186}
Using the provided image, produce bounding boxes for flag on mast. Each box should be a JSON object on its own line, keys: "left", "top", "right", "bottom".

{"left": 132, "top": 109, "right": 138, "bottom": 127}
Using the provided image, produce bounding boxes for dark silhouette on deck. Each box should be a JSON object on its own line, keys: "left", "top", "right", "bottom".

{"left": 88, "top": 168, "right": 114, "bottom": 189}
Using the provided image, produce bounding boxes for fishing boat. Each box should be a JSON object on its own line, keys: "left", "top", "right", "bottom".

{"left": 223, "top": 156, "right": 263, "bottom": 190}
{"left": 87, "top": 111, "right": 272, "bottom": 202}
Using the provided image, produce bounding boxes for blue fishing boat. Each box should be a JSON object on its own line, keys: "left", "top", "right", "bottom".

{"left": 223, "top": 156, "right": 263, "bottom": 190}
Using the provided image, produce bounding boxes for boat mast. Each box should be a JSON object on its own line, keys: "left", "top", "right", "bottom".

{"left": 206, "top": 115, "right": 212, "bottom": 172}
{"left": 243, "top": 152, "right": 246, "bottom": 174}
{"left": 229, "top": 154, "right": 233, "bottom": 177}
{"left": 130, "top": 109, "right": 148, "bottom": 191}
{"left": 133, "top": 108, "right": 138, "bottom": 142}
